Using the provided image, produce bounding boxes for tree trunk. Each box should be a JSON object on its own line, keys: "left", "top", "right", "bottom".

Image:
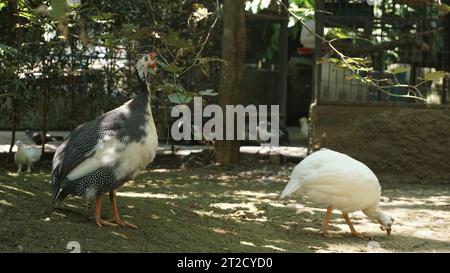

{"left": 41, "top": 83, "right": 48, "bottom": 155}
{"left": 9, "top": 100, "right": 17, "bottom": 154}
{"left": 215, "top": 0, "right": 246, "bottom": 164}
{"left": 7, "top": 2, "right": 19, "bottom": 154}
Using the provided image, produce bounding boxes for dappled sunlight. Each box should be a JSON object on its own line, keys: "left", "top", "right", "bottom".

{"left": 381, "top": 195, "right": 450, "bottom": 208}
{"left": 0, "top": 184, "right": 34, "bottom": 196}
{"left": 0, "top": 199, "right": 14, "bottom": 207}
{"left": 111, "top": 231, "right": 128, "bottom": 239}
{"left": 262, "top": 245, "right": 286, "bottom": 252}
{"left": 264, "top": 239, "right": 292, "bottom": 245}
{"left": 240, "top": 241, "right": 256, "bottom": 247}
{"left": 239, "top": 241, "right": 286, "bottom": 252}
{"left": 210, "top": 202, "right": 259, "bottom": 211}
{"left": 234, "top": 190, "right": 278, "bottom": 199}
{"left": 1, "top": 157, "right": 449, "bottom": 252}
{"left": 66, "top": 203, "right": 81, "bottom": 209}
{"left": 118, "top": 191, "right": 187, "bottom": 199}
{"left": 52, "top": 211, "right": 67, "bottom": 218}
{"left": 149, "top": 168, "right": 171, "bottom": 173}
{"left": 151, "top": 214, "right": 160, "bottom": 220}
{"left": 196, "top": 200, "right": 269, "bottom": 223}
{"left": 210, "top": 227, "right": 237, "bottom": 235}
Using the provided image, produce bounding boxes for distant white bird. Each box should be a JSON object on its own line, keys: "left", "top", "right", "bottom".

{"left": 299, "top": 117, "right": 308, "bottom": 139}
{"left": 15, "top": 140, "right": 42, "bottom": 173}
{"left": 281, "top": 148, "right": 394, "bottom": 238}
{"left": 255, "top": 120, "right": 290, "bottom": 145}
{"left": 300, "top": 18, "right": 315, "bottom": 49}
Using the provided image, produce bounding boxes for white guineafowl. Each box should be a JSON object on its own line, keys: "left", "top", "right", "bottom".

{"left": 299, "top": 117, "right": 308, "bottom": 140}
{"left": 281, "top": 148, "right": 394, "bottom": 238}
{"left": 15, "top": 140, "right": 41, "bottom": 173}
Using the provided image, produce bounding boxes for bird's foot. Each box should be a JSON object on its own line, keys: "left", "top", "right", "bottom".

{"left": 111, "top": 217, "right": 138, "bottom": 229}
{"left": 95, "top": 218, "right": 119, "bottom": 228}
{"left": 351, "top": 231, "right": 371, "bottom": 239}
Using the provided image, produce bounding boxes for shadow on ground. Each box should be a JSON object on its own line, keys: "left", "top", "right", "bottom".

{"left": 0, "top": 157, "right": 449, "bottom": 253}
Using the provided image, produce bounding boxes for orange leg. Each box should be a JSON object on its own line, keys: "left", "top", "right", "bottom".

{"left": 94, "top": 196, "right": 118, "bottom": 228}
{"left": 342, "top": 212, "right": 365, "bottom": 238}
{"left": 109, "top": 191, "right": 137, "bottom": 229}
{"left": 323, "top": 206, "right": 333, "bottom": 237}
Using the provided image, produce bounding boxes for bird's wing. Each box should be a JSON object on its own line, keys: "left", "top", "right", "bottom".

{"left": 52, "top": 118, "right": 114, "bottom": 183}
{"left": 52, "top": 96, "right": 150, "bottom": 185}
{"left": 51, "top": 100, "right": 140, "bottom": 183}
{"left": 25, "top": 147, "right": 42, "bottom": 163}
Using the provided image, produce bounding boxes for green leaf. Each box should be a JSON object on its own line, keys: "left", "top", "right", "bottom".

{"left": 438, "top": 3, "right": 450, "bottom": 15}
{"left": 121, "top": 23, "right": 136, "bottom": 33}
{"left": 166, "top": 31, "right": 193, "bottom": 50}
{"left": 90, "top": 12, "right": 116, "bottom": 23}
{"left": 390, "top": 67, "right": 410, "bottom": 75}
{"left": 424, "top": 71, "right": 449, "bottom": 81}
{"left": 168, "top": 93, "right": 192, "bottom": 104}
{"left": 159, "top": 83, "right": 183, "bottom": 93}
{"left": 199, "top": 89, "right": 218, "bottom": 96}
{"left": 0, "top": 2, "right": 7, "bottom": 11}
{"left": 18, "top": 11, "right": 39, "bottom": 22}
{"left": 357, "top": 67, "right": 373, "bottom": 72}
{"left": 14, "top": 79, "right": 26, "bottom": 91}
{"left": 330, "top": 28, "right": 350, "bottom": 39}
{"left": 338, "top": 62, "right": 357, "bottom": 71}
{"left": 326, "top": 57, "right": 341, "bottom": 64}
{"left": 163, "top": 64, "right": 181, "bottom": 73}
{"left": 317, "top": 57, "right": 340, "bottom": 64}
{"left": 0, "top": 43, "right": 18, "bottom": 54}
{"left": 50, "top": 0, "right": 69, "bottom": 19}
{"left": 346, "top": 57, "right": 371, "bottom": 65}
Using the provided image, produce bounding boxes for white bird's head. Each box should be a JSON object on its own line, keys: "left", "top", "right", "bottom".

{"left": 16, "top": 140, "right": 22, "bottom": 146}
{"left": 136, "top": 52, "right": 157, "bottom": 81}
{"left": 377, "top": 211, "right": 394, "bottom": 236}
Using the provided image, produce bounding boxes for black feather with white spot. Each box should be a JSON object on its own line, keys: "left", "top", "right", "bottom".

{"left": 52, "top": 55, "right": 158, "bottom": 204}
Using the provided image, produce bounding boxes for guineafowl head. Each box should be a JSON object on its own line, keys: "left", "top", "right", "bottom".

{"left": 136, "top": 52, "right": 157, "bottom": 82}
{"left": 377, "top": 211, "right": 394, "bottom": 236}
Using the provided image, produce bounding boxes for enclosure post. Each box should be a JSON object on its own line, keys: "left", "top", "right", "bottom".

{"left": 313, "top": 0, "right": 324, "bottom": 105}
{"left": 277, "top": 0, "right": 289, "bottom": 124}
{"left": 308, "top": 0, "right": 325, "bottom": 154}
{"left": 9, "top": 100, "right": 17, "bottom": 154}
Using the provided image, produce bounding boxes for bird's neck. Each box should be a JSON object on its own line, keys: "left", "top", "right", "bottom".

{"left": 135, "top": 70, "right": 152, "bottom": 102}
{"left": 363, "top": 206, "right": 380, "bottom": 222}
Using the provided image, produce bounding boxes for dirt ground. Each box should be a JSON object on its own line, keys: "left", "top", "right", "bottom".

{"left": 0, "top": 152, "right": 449, "bottom": 253}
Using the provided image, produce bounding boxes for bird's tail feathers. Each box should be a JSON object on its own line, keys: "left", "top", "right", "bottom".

{"left": 280, "top": 179, "right": 302, "bottom": 199}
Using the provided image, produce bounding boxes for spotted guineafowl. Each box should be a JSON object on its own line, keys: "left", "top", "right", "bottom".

{"left": 52, "top": 53, "right": 158, "bottom": 228}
